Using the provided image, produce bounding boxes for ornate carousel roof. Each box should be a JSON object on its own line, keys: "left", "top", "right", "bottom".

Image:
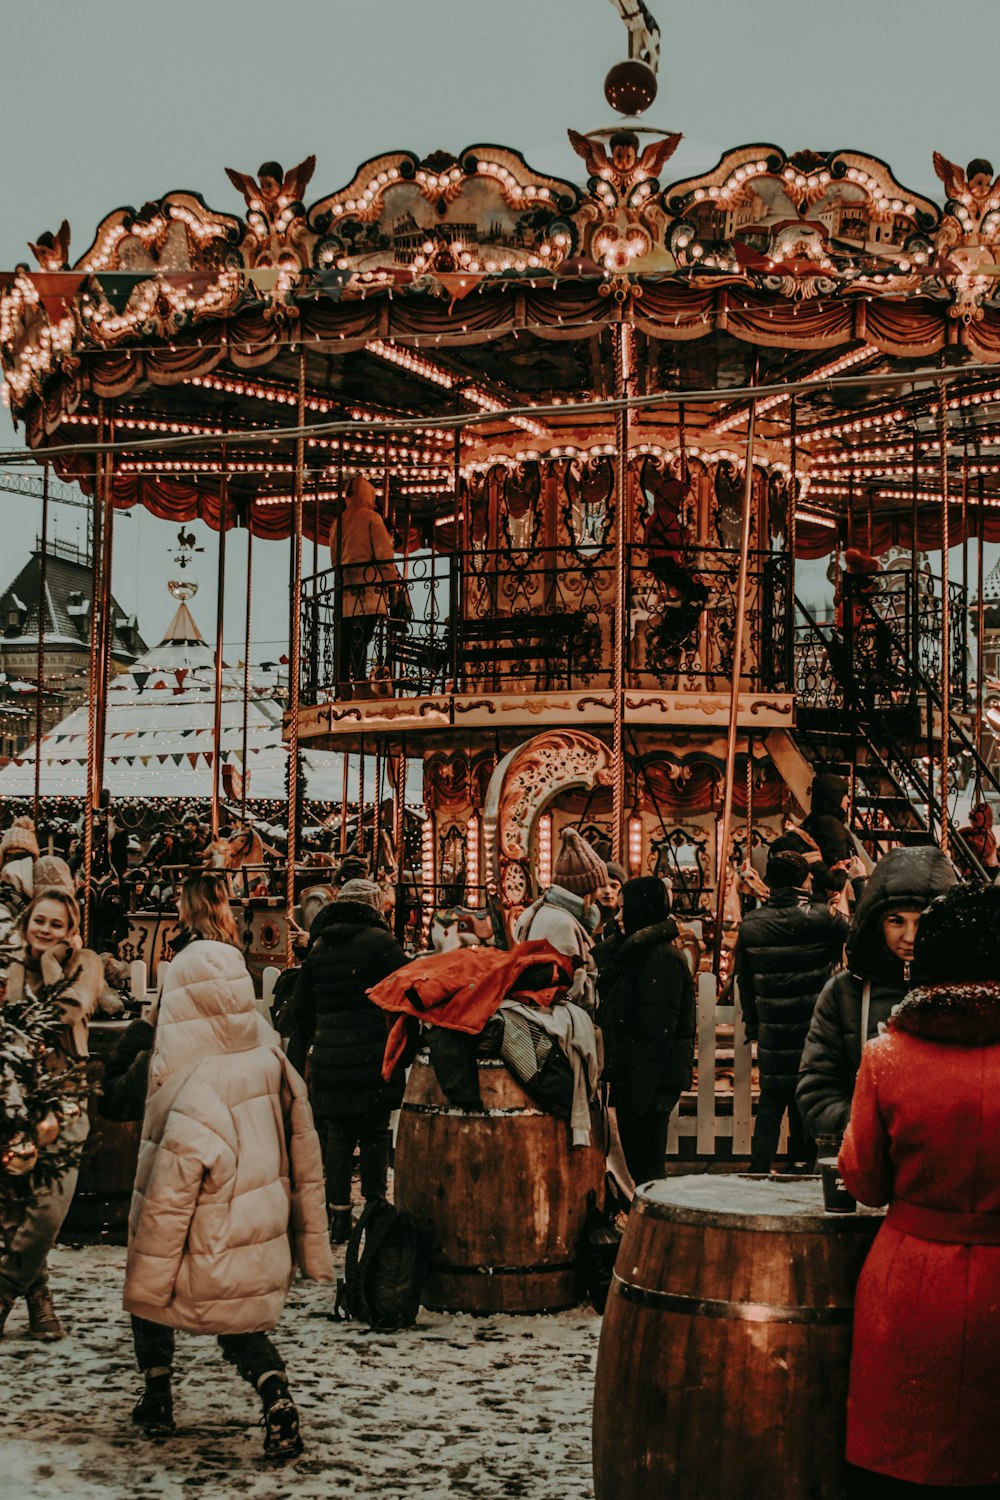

{"left": 5, "top": 132, "right": 1000, "bottom": 555}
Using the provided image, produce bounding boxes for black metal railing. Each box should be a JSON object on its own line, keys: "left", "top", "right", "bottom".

{"left": 301, "top": 544, "right": 794, "bottom": 703}
{"left": 794, "top": 591, "right": 991, "bottom": 882}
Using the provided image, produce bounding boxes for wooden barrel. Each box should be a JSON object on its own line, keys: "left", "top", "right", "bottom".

{"left": 62, "top": 1021, "right": 142, "bottom": 1244}
{"left": 394, "top": 1054, "right": 605, "bottom": 1314}
{"left": 593, "top": 1175, "right": 883, "bottom": 1500}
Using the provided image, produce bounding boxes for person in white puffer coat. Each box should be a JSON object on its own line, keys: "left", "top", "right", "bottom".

{"left": 124, "top": 874, "right": 333, "bottom": 1462}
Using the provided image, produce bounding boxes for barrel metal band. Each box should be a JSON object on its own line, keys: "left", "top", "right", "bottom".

{"left": 434, "top": 1261, "right": 576, "bottom": 1277}
{"left": 613, "top": 1275, "right": 854, "bottom": 1324}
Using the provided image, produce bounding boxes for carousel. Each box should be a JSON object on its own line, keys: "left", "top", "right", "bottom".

{"left": 4, "top": 1, "right": 1000, "bottom": 967}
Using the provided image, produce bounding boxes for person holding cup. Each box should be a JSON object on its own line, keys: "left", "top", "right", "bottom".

{"left": 839, "top": 883, "right": 1000, "bottom": 1494}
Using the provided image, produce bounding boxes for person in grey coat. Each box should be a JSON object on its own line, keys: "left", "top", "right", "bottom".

{"left": 796, "top": 844, "right": 958, "bottom": 1143}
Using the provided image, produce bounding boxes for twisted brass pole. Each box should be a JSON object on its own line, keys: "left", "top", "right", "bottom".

{"left": 285, "top": 354, "right": 306, "bottom": 961}
{"left": 611, "top": 323, "right": 630, "bottom": 865}
{"left": 713, "top": 375, "right": 758, "bottom": 975}
{"left": 938, "top": 384, "right": 951, "bottom": 856}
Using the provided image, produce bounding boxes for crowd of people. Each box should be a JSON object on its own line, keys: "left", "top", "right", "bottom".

{"left": 1, "top": 784, "right": 1000, "bottom": 1490}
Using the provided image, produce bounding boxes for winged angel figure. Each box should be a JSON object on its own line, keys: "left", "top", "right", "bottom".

{"left": 931, "top": 153, "right": 1000, "bottom": 319}
{"left": 569, "top": 128, "right": 681, "bottom": 270}
{"left": 224, "top": 156, "right": 316, "bottom": 268}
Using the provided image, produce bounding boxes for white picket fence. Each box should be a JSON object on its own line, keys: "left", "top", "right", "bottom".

{"left": 129, "top": 960, "right": 281, "bottom": 1021}
{"left": 666, "top": 971, "right": 784, "bottom": 1159}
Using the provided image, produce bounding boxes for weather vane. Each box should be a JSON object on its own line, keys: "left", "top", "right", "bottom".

{"left": 168, "top": 526, "right": 203, "bottom": 600}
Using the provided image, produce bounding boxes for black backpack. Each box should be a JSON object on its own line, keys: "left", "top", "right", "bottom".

{"left": 338, "top": 1200, "right": 427, "bottom": 1332}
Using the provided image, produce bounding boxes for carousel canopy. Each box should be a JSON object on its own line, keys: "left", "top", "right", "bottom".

{"left": 4, "top": 136, "right": 1000, "bottom": 555}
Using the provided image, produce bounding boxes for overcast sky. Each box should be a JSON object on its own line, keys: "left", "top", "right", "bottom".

{"left": 0, "top": 0, "right": 993, "bottom": 654}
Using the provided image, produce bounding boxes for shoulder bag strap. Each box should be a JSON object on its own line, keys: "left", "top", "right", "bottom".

{"left": 860, "top": 979, "right": 872, "bottom": 1047}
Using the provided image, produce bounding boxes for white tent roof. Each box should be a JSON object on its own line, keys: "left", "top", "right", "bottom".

{"left": 0, "top": 597, "right": 342, "bottom": 802}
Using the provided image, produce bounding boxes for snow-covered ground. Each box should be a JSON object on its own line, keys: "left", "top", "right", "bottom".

{"left": 0, "top": 1242, "right": 601, "bottom": 1500}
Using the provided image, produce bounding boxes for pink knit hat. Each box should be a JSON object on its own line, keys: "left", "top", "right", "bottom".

{"left": 553, "top": 829, "right": 608, "bottom": 897}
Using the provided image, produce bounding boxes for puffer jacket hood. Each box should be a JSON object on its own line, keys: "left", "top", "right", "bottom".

{"left": 846, "top": 846, "right": 958, "bottom": 979}
{"left": 149, "top": 939, "right": 266, "bottom": 1094}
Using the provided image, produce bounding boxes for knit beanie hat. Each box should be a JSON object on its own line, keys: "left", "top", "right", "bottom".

{"left": 553, "top": 829, "right": 608, "bottom": 897}
{"left": 622, "top": 875, "right": 670, "bottom": 935}
{"left": 604, "top": 861, "right": 626, "bottom": 887}
{"left": 336, "top": 878, "right": 384, "bottom": 914}
{"left": 33, "top": 856, "right": 75, "bottom": 896}
{"left": 914, "top": 884, "right": 1000, "bottom": 985}
{"left": 1, "top": 816, "right": 39, "bottom": 860}
{"left": 335, "top": 854, "right": 371, "bottom": 885}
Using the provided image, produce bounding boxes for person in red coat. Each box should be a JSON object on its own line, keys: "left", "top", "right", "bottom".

{"left": 839, "top": 883, "right": 1000, "bottom": 1496}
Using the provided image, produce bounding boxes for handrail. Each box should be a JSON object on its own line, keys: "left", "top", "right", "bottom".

{"left": 793, "top": 595, "right": 989, "bottom": 882}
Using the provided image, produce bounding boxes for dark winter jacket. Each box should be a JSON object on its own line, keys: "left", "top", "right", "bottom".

{"left": 596, "top": 918, "right": 695, "bottom": 1113}
{"left": 98, "top": 1017, "right": 155, "bottom": 1122}
{"left": 796, "top": 845, "right": 958, "bottom": 1139}
{"left": 734, "top": 889, "right": 848, "bottom": 1091}
{"left": 285, "top": 901, "right": 409, "bottom": 1119}
{"left": 801, "top": 771, "right": 854, "bottom": 868}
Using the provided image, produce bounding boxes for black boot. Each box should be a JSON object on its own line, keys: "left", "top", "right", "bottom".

{"left": 258, "top": 1373, "right": 302, "bottom": 1462}
{"left": 132, "top": 1371, "right": 176, "bottom": 1438}
{"left": 329, "top": 1207, "right": 353, "bottom": 1245}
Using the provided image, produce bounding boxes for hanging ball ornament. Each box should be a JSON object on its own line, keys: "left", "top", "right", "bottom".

{"left": 35, "top": 1113, "right": 60, "bottom": 1147}
{"left": 604, "top": 58, "right": 658, "bottom": 116}
{"left": 2, "top": 1134, "right": 39, "bottom": 1177}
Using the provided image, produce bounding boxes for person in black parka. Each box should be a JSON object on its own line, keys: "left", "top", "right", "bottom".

{"left": 735, "top": 850, "right": 849, "bottom": 1172}
{"left": 285, "top": 879, "right": 408, "bottom": 1242}
{"left": 596, "top": 876, "right": 696, "bottom": 1185}
{"left": 796, "top": 844, "right": 958, "bottom": 1146}
{"left": 801, "top": 770, "right": 855, "bottom": 870}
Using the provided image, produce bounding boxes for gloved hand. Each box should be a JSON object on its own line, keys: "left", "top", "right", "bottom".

{"left": 39, "top": 940, "right": 76, "bottom": 990}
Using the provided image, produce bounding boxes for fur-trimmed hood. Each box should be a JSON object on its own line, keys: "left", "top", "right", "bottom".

{"left": 891, "top": 982, "right": 1000, "bottom": 1047}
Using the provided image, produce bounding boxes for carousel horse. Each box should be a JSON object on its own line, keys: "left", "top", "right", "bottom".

{"left": 429, "top": 904, "right": 498, "bottom": 952}
{"left": 203, "top": 826, "right": 275, "bottom": 897}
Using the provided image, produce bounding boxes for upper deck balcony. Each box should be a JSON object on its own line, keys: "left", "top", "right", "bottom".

{"left": 295, "top": 540, "right": 795, "bottom": 746}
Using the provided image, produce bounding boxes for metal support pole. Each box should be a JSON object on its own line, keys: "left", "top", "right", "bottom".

{"left": 339, "top": 750, "right": 350, "bottom": 855}
{"left": 976, "top": 472, "right": 986, "bottom": 783}
{"left": 373, "top": 738, "right": 383, "bottom": 876}
{"left": 394, "top": 740, "right": 406, "bottom": 943}
{"left": 285, "top": 353, "right": 306, "bottom": 961}
{"left": 611, "top": 323, "right": 631, "bottom": 865}
{"left": 938, "top": 384, "right": 951, "bottom": 855}
{"left": 81, "top": 404, "right": 106, "bottom": 946}
{"left": 911, "top": 425, "right": 920, "bottom": 666}
{"left": 241, "top": 523, "right": 253, "bottom": 822}
{"left": 33, "top": 466, "right": 50, "bottom": 825}
{"left": 713, "top": 377, "right": 758, "bottom": 974}
{"left": 94, "top": 416, "right": 116, "bottom": 795}
{"left": 211, "top": 450, "right": 228, "bottom": 838}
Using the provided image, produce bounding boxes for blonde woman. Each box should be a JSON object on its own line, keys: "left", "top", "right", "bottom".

{"left": 0, "top": 878, "right": 104, "bottom": 1340}
{"left": 124, "top": 874, "right": 332, "bottom": 1461}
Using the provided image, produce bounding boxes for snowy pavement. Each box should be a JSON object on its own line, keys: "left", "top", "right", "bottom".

{"left": 0, "top": 1243, "right": 601, "bottom": 1500}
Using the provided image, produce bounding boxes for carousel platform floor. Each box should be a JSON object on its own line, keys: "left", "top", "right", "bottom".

{"left": 294, "top": 686, "right": 797, "bottom": 750}
{"left": 0, "top": 1239, "right": 598, "bottom": 1500}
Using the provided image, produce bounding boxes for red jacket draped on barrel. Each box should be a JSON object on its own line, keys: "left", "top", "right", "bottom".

{"left": 838, "top": 981, "right": 1000, "bottom": 1488}
{"left": 367, "top": 941, "right": 574, "bottom": 1080}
